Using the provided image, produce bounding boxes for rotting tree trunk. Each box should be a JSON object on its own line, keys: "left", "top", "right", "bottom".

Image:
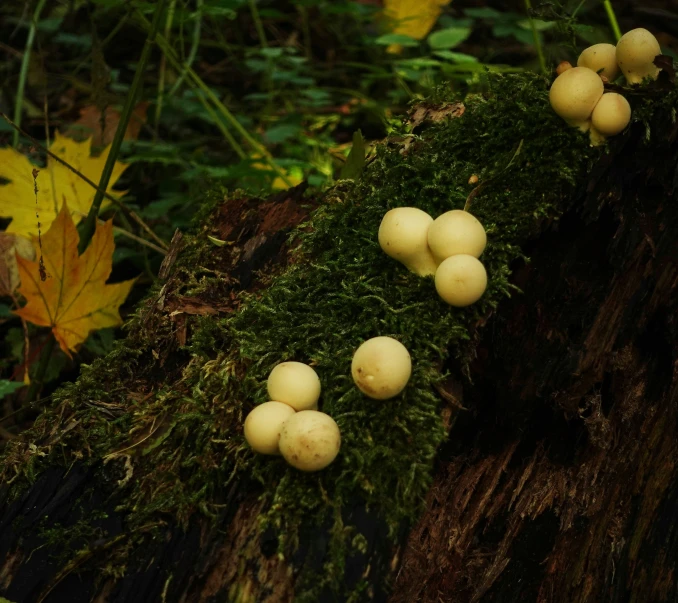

{"left": 1, "top": 73, "right": 678, "bottom": 603}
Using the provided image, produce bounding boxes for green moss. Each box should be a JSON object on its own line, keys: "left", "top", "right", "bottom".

{"left": 11, "top": 68, "right": 678, "bottom": 600}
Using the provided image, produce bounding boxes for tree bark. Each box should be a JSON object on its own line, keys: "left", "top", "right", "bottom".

{"left": 2, "top": 75, "right": 678, "bottom": 603}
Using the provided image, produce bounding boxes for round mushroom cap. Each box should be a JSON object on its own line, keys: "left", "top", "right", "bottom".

{"left": 616, "top": 28, "right": 661, "bottom": 85}
{"left": 351, "top": 336, "right": 412, "bottom": 400}
{"left": 267, "top": 361, "right": 321, "bottom": 411}
{"left": 434, "top": 254, "right": 487, "bottom": 307}
{"left": 244, "top": 401, "right": 296, "bottom": 455}
{"left": 549, "top": 66, "right": 604, "bottom": 129}
{"left": 427, "top": 209, "right": 487, "bottom": 263}
{"left": 378, "top": 207, "right": 438, "bottom": 276}
{"left": 591, "top": 93, "right": 631, "bottom": 136}
{"left": 577, "top": 43, "right": 620, "bottom": 81}
{"left": 279, "top": 410, "right": 341, "bottom": 472}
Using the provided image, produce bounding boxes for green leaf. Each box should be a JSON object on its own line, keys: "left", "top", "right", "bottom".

{"left": 0, "top": 303, "right": 12, "bottom": 317}
{"left": 517, "top": 19, "right": 555, "bottom": 31}
{"left": 463, "top": 7, "right": 503, "bottom": 19}
{"left": 433, "top": 50, "right": 478, "bottom": 63}
{"left": 265, "top": 124, "right": 302, "bottom": 144}
{"left": 0, "top": 380, "right": 24, "bottom": 399}
{"left": 374, "top": 34, "right": 419, "bottom": 48}
{"left": 427, "top": 27, "right": 472, "bottom": 50}
{"left": 340, "top": 130, "right": 366, "bottom": 180}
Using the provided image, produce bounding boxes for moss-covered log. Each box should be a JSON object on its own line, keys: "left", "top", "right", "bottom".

{"left": 1, "top": 69, "right": 678, "bottom": 602}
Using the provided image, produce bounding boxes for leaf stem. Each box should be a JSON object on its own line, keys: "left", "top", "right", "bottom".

{"left": 0, "top": 111, "right": 168, "bottom": 254}
{"left": 524, "top": 0, "right": 547, "bottom": 75}
{"left": 80, "top": 0, "right": 169, "bottom": 254}
{"left": 13, "top": 0, "right": 48, "bottom": 148}
{"left": 154, "top": 0, "right": 177, "bottom": 138}
{"left": 602, "top": 0, "right": 622, "bottom": 41}
{"left": 167, "top": 0, "right": 203, "bottom": 97}
{"left": 248, "top": 0, "right": 268, "bottom": 49}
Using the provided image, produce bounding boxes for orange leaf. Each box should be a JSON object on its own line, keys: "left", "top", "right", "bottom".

{"left": 14, "top": 201, "right": 135, "bottom": 356}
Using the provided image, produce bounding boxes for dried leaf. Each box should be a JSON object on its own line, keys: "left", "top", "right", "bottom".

{"left": 0, "top": 233, "right": 35, "bottom": 296}
{"left": 14, "top": 201, "right": 135, "bottom": 356}
{"left": 383, "top": 0, "right": 452, "bottom": 53}
{"left": 0, "top": 132, "right": 129, "bottom": 238}
{"left": 64, "top": 102, "right": 149, "bottom": 146}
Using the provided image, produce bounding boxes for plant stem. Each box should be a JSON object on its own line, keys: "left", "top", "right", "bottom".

{"left": 248, "top": 0, "right": 268, "bottom": 49}
{"left": 25, "top": 335, "right": 55, "bottom": 403}
{"left": 603, "top": 0, "right": 622, "bottom": 41}
{"left": 524, "top": 0, "right": 547, "bottom": 75}
{"left": 13, "top": 0, "right": 48, "bottom": 148}
{"left": 0, "top": 111, "right": 168, "bottom": 253}
{"left": 80, "top": 0, "right": 169, "bottom": 254}
{"left": 167, "top": 0, "right": 203, "bottom": 97}
{"left": 134, "top": 11, "right": 293, "bottom": 187}
{"left": 154, "top": 0, "right": 177, "bottom": 139}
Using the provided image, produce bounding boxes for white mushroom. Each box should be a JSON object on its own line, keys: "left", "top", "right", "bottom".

{"left": 616, "top": 28, "right": 661, "bottom": 85}
{"left": 549, "top": 66, "right": 604, "bottom": 131}
{"left": 434, "top": 254, "right": 487, "bottom": 307}
{"left": 427, "top": 209, "right": 487, "bottom": 263}
{"left": 244, "top": 401, "right": 296, "bottom": 455}
{"left": 279, "top": 410, "right": 341, "bottom": 472}
{"left": 378, "top": 207, "right": 438, "bottom": 276}
{"left": 267, "top": 361, "right": 321, "bottom": 411}
{"left": 577, "top": 43, "right": 620, "bottom": 81}
{"left": 351, "top": 336, "right": 412, "bottom": 400}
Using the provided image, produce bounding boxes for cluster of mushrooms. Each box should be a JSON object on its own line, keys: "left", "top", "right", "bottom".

{"left": 379, "top": 207, "right": 488, "bottom": 307}
{"left": 550, "top": 28, "right": 663, "bottom": 145}
{"left": 243, "top": 336, "right": 413, "bottom": 472}
{"left": 241, "top": 30, "right": 664, "bottom": 470}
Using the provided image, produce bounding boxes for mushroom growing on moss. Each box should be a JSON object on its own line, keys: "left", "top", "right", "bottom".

{"left": 435, "top": 254, "right": 487, "bottom": 307}
{"left": 590, "top": 93, "right": 632, "bottom": 143}
{"left": 244, "top": 401, "right": 296, "bottom": 455}
{"left": 549, "top": 66, "right": 604, "bottom": 131}
{"left": 351, "top": 336, "right": 412, "bottom": 400}
{"left": 577, "top": 43, "right": 620, "bottom": 81}
{"left": 279, "top": 410, "right": 341, "bottom": 472}
{"left": 427, "top": 209, "right": 487, "bottom": 264}
{"left": 267, "top": 361, "right": 321, "bottom": 411}
{"left": 378, "top": 207, "right": 438, "bottom": 277}
{"left": 616, "top": 28, "right": 661, "bottom": 85}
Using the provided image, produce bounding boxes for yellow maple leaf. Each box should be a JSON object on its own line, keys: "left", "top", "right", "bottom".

{"left": 0, "top": 132, "right": 129, "bottom": 238}
{"left": 14, "top": 201, "right": 135, "bottom": 356}
{"left": 383, "top": 0, "right": 452, "bottom": 53}
{"left": 0, "top": 233, "right": 35, "bottom": 296}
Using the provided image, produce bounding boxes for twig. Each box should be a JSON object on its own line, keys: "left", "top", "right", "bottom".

{"left": 0, "top": 111, "right": 168, "bottom": 254}
{"left": 13, "top": 0, "right": 48, "bottom": 147}
{"left": 25, "top": 335, "right": 55, "bottom": 403}
{"left": 80, "top": 0, "right": 170, "bottom": 254}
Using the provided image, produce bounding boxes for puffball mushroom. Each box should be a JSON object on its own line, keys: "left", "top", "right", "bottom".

{"left": 591, "top": 93, "right": 631, "bottom": 137}
{"left": 378, "top": 207, "right": 438, "bottom": 277}
{"left": 267, "top": 361, "right": 321, "bottom": 411}
{"left": 427, "top": 209, "right": 487, "bottom": 263}
{"left": 435, "top": 254, "right": 487, "bottom": 307}
{"left": 279, "top": 410, "right": 341, "bottom": 472}
{"left": 549, "top": 66, "right": 604, "bottom": 131}
{"left": 556, "top": 61, "right": 573, "bottom": 76}
{"left": 244, "top": 401, "right": 296, "bottom": 455}
{"left": 616, "top": 28, "right": 661, "bottom": 85}
{"left": 351, "top": 336, "right": 412, "bottom": 400}
{"left": 577, "top": 43, "right": 620, "bottom": 81}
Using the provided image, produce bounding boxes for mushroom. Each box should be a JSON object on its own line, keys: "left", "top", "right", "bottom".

{"left": 351, "top": 336, "right": 412, "bottom": 400}
{"left": 549, "top": 66, "right": 604, "bottom": 131}
{"left": 267, "top": 361, "right": 321, "bottom": 411}
{"left": 434, "top": 254, "right": 487, "bottom": 307}
{"left": 616, "top": 28, "right": 661, "bottom": 85}
{"left": 556, "top": 61, "right": 573, "bottom": 76}
{"left": 279, "top": 410, "right": 341, "bottom": 472}
{"left": 590, "top": 92, "right": 631, "bottom": 141}
{"left": 577, "top": 44, "right": 620, "bottom": 81}
{"left": 244, "top": 401, "right": 296, "bottom": 455}
{"left": 378, "top": 207, "right": 438, "bottom": 276}
{"left": 427, "top": 209, "right": 486, "bottom": 264}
